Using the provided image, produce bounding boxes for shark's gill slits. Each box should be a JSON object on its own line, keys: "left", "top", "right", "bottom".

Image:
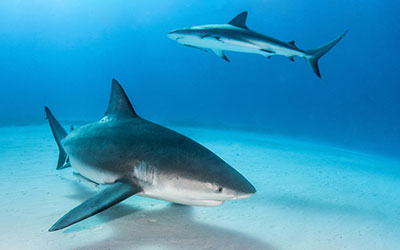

{"left": 133, "top": 161, "right": 156, "bottom": 185}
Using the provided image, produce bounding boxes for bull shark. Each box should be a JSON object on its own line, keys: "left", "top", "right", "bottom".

{"left": 168, "top": 11, "right": 348, "bottom": 78}
{"left": 45, "top": 79, "right": 256, "bottom": 231}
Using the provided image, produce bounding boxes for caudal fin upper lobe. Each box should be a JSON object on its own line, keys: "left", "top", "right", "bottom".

{"left": 305, "top": 30, "right": 348, "bottom": 78}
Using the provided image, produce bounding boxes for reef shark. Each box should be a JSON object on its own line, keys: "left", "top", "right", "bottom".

{"left": 45, "top": 79, "right": 256, "bottom": 231}
{"left": 168, "top": 11, "right": 348, "bottom": 78}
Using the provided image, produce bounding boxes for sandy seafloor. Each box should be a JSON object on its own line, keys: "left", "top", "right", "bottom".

{"left": 0, "top": 124, "right": 399, "bottom": 250}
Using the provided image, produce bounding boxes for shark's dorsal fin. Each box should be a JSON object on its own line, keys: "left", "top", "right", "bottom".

{"left": 104, "top": 79, "right": 139, "bottom": 118}
{"left": 228, "top": 11, "right": 248, "bottom": 29}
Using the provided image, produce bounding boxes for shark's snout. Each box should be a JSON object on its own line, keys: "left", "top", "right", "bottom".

{"left": 235, "top": 180, "right": 256, "bottom": 199}
{"left": 167, "top": 28, "right": 190, "bottom": 42}
{"left": 168, "top": 29, "right": 177, "bottom": 34}
{"left": 167, "top": 29, "right": 180, "bottom": 40}
{"left": 222, "top": 173, "right": 256, "bottom": 201}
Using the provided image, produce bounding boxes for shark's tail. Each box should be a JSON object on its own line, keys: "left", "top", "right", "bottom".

{"left": 44, "top": 106, "right": 71, "bottom": 170}
{"left": 305, "top": 30, "right": 348, "bottom": 78}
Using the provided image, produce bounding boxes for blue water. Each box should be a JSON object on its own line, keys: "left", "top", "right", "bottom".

{"left": 0, "top": 0, "right": 399, "bottom": 157}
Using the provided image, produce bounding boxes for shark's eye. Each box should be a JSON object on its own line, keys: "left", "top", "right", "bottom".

{"left": 217, "top": 187, "right": 223, "bottom": 193}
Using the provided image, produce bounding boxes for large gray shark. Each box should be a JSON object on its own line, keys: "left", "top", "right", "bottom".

{"left": 45, "top": 79, "right": 255, "bottom": 231}
{"left": 168, "top": 11, "right": 348, "bottom": 78}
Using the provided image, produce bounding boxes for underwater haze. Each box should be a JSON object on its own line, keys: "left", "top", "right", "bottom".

{"left": 0, "top": 0, "right": 399, "bottom": 156}
{"left": 1, "top": 1, "right": 400, "bottom": 250}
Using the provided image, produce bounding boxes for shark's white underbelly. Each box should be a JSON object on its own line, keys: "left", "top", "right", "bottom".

{"left": 201, "top": 38, "right": 263, "bottom": 54}
{"left": 69, "top": 156, "right": 121, "bottom": 184}
{"left": 69, "top": 157, "right": 224, "bottom": 207}
{"left": 191, "top": 37, "right": 305, "bottom": 57}
{"left": 139, "top": 187, "right": 224, "bottom": 207}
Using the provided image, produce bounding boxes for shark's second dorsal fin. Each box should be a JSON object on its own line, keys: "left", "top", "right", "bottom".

{"left": 228, "top": 11, "right": 248, "bottom": 29}
{"left": 104, "top": 79, "right": 139, "bottom": 118}
{"left": 288, "top": 41, "right": 297, "bottom": 47}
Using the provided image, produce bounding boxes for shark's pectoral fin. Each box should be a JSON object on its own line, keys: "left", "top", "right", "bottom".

{"left": 49, "top": 181, "right": 141, "bottom": 231}
{"left": 184, "top": 44, "right": 208, "bottom": 52}
{"left": 201, "top": 35, "right": 224, "bottom": 43}
{"left": 214, "top": 36, "right": 223, "bottom": 43}
{"left": 212, "top": 49, "right": 230, "bottom": 62}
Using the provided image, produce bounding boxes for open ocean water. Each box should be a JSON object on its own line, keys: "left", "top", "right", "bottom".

{"left": 0, "top": 1, "right": 399, "bottom": 250}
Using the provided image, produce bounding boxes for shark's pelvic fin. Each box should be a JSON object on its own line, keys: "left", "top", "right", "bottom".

{"left": 305, "top": 29, "right": 348, "bottom": 78}
{"left": 212, "top": 49, "right": 230, "bottom": 62}
{"left": 49, "top": 181, "right": 141, "bottom": 231}
{"left": 104, "top": 79, "right": 139, "bottom": 119}
{"left": 289, "top": 56, "right": 295, "bottom": 62}
{"left": 228, "top": 11, "right": 248, "bottom": 29}
{"left": 44, "top": 106, "right": 69, "bottom": 170}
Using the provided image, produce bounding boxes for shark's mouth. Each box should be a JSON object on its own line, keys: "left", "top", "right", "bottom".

{"left": 233, "top": 193, "right": 254, "bottom": 200}
{"left": 187, "top": 199, "right": 224, "bottom": 207}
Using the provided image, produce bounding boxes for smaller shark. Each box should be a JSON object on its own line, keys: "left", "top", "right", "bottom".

{"left": 45, "top": 79, "right": 255, "bottom": 231}
{"left": 168, "top": 11, "right": 348, "bottom": 78}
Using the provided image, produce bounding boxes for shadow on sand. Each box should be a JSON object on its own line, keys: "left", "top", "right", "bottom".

{"left": 59, "top": 181, "right": 276, "bottom": 250}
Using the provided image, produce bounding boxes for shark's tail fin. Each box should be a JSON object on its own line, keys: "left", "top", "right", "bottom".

{"left": 305, "top": 30, "right": 348, "bottom": 78}
{"left": 44, "top": 106, "right": 71, "bottom": 170}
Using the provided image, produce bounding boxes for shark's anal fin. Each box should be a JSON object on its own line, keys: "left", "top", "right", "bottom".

{"left": 49, "top": 181, "right": 141, "bottom": 231}
{"left": 228, "top": 11, "right": 248, "bottom": 29}
{"left": 289, "top": 56, "right": 295, "bottom": 62}
{"left": 212, "top": 49, "right": 230, "bottom": 62}
{"left": 73, "top": 171, "right": 99, "bottom": 189}
{"left": 184, "top": 44, "right": 208, "bottom": 52}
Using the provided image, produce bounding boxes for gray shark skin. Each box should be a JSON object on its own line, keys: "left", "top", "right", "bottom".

{"left": 45, "top": 79, "right": 256, "bottom": 231}
{"left": 168, "top": 11, "right": 348, "bottom": 78}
